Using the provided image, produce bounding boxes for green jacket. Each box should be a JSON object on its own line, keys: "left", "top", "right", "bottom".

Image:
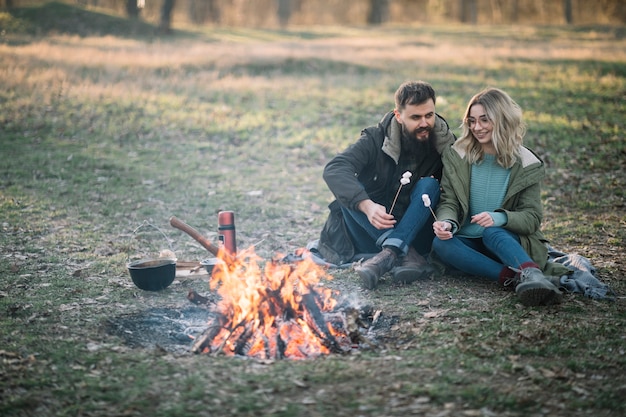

{"left": 436, "top": 142, "right": 571, "bottom": 277}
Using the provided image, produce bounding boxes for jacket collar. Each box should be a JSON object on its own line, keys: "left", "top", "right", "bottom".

{"left": 451, "top": 141, "right": 542, "bottom": 169}
{"left": 381, "top": 112, "right": 402, "bottom": 163}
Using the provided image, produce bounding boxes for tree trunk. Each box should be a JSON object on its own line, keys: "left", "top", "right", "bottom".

{"left": 367, "top": 0, "right": 389, "bottom": 25}
{"left": 126, "top": 0, "right": 139, "bottom": 19}
{"left": 159, "top": 0, "right": 176, "bottom": 33}
{"left": 277, "top": 0, "right": 292, "bottom": 28}
{"left": 510, "top": 0, "right": 519, "bottom": 23}
{"left": 188, "top": 0, "right": 220, "bottom": 24}
{"left": 563, "top": 0, "right": 573, "bottom": 24}
{"left": 459, "top": 0, "right": 477, "bottom": 24}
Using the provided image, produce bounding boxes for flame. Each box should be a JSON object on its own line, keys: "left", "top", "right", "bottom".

{"left": 199, "top": 246, "right": 349, "bottom": 359}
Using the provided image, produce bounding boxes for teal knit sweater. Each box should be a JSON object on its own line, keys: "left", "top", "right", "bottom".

{"left": 458, "top": 154, "right": 511, "bottom": 238}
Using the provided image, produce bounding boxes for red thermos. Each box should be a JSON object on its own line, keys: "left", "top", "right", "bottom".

{"left": 217, "top": 211, "right": 237, "bottom": 255}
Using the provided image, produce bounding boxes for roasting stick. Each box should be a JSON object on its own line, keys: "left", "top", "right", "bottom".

{"left": 421, "top": 194, "right": 438, "bottom": 221}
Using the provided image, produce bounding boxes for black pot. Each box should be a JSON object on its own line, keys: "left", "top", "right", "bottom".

{"left": 128, "top": 258, "right": 176, "bottom": 291}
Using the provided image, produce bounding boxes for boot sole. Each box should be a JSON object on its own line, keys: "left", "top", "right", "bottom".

{"left": 392, "top": 266, "right": 433, "bottom": 284}
{"left": 516, "top": 282, "right": 563, "bottom": 306}
{"left": 356, "top": 268, "right": 379, "bottom": 290}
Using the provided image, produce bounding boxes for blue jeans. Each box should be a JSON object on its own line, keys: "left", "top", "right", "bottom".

{"left": 341, "top": 176, "right": 440, "bottom": 256}
{"left": 431, "top": 227, "right": 534, "bottom": 281}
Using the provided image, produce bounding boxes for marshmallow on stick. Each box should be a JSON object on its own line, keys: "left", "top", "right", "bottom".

{"left": 389, "top": 171, "right": 412, "bottom": 214}
{"left": 421, "top": 194, "right": 438, "bottom": 220}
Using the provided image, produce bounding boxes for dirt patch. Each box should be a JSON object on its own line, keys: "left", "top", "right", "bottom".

{"left": 105, "top": 305, "right": 213, "bottom": 355}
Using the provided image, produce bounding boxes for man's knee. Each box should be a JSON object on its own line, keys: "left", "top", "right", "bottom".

{"left": 418, "top": 176, "right": 440, "bottom": 192}
{"left": 411, "top": 176, "right": 440, "bottom": 200}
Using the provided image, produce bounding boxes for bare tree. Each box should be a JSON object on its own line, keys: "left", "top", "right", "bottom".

{"left": 490, "top": 0, "right": 504, "bottom": 23}
{"left": 459, "top": 0, "right": 477, "bottom": 24}
{"left": 563, "top": 0, "right": 573, "bottom": 24}
{"left": 159, "top": 0, "right": 176, "bottom": 33}
{"left": 613, "top": 0, "right": 626, "bottom": 22}
{"left": 188, "top": 0, "right": 220, "bottom": 24}
{"left": 126, "top": 0, "right": 140, "bottom": 19}
{"left": 510, "top": 0, "right": 519, "bottom": 22}
{"left": 367, "top": 0, "right": 389, "bottom": 25}
{"left": 277, "top": 0, "right": 292, "bottom": 27}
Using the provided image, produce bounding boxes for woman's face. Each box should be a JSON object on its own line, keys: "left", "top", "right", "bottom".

{"left": 467, "top": 104, "right": 494, "bottom": 151}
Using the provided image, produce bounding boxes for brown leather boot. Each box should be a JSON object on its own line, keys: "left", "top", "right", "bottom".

{"left": 355, "top": 247, "right": 398, "bottom": 290}
{"left": 392, "top": 246, "right": 435, "bottom": 284}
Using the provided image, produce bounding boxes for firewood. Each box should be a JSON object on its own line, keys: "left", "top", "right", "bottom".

{"left": 191, "top": 314, "right": 227, "bottom": 354}
{"left": 187, "top": 289, "right": 211, "bottom": 307}
{"left": 301, "top": 290, "right": 342, "bottom": 353}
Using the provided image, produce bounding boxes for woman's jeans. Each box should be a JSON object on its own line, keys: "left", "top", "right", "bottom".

{"left": 340, "top": 177, "right": 439, "bottom": 256}
{"left": 431, "top": 227, "right": 533, "bottom": 281}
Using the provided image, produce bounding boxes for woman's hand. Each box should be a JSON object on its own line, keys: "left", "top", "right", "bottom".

{"left": 358, "top": 199, "right": 396, "bottom": 230}
{"left": 470, "top": 212, "right": 494, "bottom": 228}
{"left": 433, "top": 221, "right": 453, "bottom": 240}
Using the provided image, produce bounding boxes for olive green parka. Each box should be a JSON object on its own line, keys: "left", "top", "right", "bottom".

{"left": 436, "top": 141, "right": 572, "bottom": 277}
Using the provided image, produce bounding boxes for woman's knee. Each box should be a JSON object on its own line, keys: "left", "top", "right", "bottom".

{"left": 482, "top": 227, "right": 519, "bottom": 246}
{"left": 431, "top": 236, "right": 450, "bottom": 255}
{"left": 482, "top": 227, "right": 504, "bottom": 239}
{"left": 483, "top": 227, "right": 510, "bottom": 239}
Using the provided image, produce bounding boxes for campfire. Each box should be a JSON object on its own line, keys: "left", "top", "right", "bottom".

{"left": 168, "top": 215, "right": 379, "bottom": 359}
{"left": 188, "top": 247, "right": 378, "bottom": 360}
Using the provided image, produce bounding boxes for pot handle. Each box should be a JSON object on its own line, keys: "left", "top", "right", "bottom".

{"left": 127, "top": 220, "right": 175, "bottom": 263}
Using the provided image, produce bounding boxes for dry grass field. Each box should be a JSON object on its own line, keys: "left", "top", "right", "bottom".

{"left": 1, "top": 4, "right": 625, "bottom": 417}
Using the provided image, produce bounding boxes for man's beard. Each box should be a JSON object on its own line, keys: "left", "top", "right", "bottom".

{"left": 400, "top": 125, "right": 436, "bottom": 154}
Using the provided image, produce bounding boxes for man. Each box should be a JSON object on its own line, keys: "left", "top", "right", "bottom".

{"left": 318, "top": 81, "right": 456, "bottom": 290}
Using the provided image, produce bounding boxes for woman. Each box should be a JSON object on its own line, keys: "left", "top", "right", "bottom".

{"left": 431, "top": 87, "right": 570, "bottom": 306}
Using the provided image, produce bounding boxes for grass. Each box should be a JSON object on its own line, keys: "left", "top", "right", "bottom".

{"left": 1, "top": 2, "right": 625, "bottom": 417}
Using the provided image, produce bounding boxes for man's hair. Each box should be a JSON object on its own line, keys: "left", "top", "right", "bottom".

{"left": 458, "top": 87, "right": 525, "bottom": 169}
{"left": 394, "top": 81, "right": 436, "bottom": 110}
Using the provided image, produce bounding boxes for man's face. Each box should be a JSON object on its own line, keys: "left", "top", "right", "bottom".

{"left": 394, "top": 99, "right": 436, "bottom": 142}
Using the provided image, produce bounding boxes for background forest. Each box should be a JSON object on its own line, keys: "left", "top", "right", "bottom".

{"left": 2, "top": 0, "right": 626, "bottom": 30}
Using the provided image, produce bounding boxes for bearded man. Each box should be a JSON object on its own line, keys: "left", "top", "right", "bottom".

{"left": 318, "top": 81, "right": 456, "bottom": 289}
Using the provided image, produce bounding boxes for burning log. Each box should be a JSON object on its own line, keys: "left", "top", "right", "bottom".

{"left": 191, "top": 314, "right": 228, "bottom": 354}
{"left": 301, "top": 291, "right": 344, "bottom": 354}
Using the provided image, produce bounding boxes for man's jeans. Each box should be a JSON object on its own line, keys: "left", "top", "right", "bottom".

{"left": 341, "top": 177, "right": 440, "bottom": 256}
{"left": 431, "top": 227, "right": 534, "bottom": 281}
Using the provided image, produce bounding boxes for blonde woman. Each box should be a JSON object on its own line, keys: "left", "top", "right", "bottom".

{"left": 432, "top": 87, "right": 571, "bottom": 306}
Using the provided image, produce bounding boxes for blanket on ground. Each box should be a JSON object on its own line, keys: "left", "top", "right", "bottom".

{"left": 548, "top": 247, "right": 616, "bottom": 301}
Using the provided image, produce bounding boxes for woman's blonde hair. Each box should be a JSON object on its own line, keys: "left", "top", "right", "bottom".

{"left": 457, "top": 87, "right": 526, "bottom": 168}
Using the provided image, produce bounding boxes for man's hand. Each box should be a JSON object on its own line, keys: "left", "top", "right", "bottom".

{"left": 358, "top": 199, "right": 396, "bottom": 230}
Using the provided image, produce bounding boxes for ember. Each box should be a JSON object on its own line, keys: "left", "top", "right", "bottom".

{"left": 190, "top": 247, "right": 371, "bottom": 359}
